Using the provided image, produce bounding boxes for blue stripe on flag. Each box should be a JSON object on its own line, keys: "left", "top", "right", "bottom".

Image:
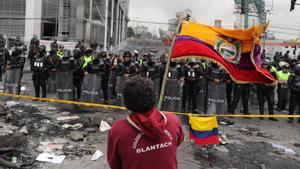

{"left": 190, "top": 127, "right": 218, "bottom": 138}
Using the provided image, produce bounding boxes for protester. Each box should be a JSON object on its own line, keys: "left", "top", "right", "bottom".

{"left": 107, "top": 76, "right": 184, "bottom": 169}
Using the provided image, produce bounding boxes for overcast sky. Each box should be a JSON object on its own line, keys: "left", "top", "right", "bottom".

{"left": 128, "top": 0, "right": 300, "bottom": 40}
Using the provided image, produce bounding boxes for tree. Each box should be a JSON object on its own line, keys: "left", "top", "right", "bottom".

{"left": 127, "top": 27, "right": 135, "bottom": 39}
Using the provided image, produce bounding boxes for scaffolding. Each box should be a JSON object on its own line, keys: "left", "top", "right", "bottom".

{"left": 0, "top": 0, "right": 26, "bottom": 36}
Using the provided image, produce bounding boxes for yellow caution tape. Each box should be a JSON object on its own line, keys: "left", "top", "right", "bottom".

{"left": 0, "top": 92, "right": 299, "bottom": 118}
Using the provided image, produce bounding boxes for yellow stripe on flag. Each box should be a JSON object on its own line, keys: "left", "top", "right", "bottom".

{"left": 179, "top": 21, "right": 267, "bottom": 53}
{"left": 188, "top": 115, "right": 218, "bottom": 131}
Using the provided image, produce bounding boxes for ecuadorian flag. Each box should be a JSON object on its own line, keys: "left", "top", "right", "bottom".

{"left": 171, "top": 21, "right": 275, "bottom": 84}
{"left": 189, "top": 115, "right": 219, "bottom": 145}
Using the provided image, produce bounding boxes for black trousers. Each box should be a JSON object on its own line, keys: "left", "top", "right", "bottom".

{"left": 182, "top": 83, "right": 198, "bottom": 112}
{"left": 101, "top": 79, "right": 109, "bottom": 102}
{"left": 277, "top": 86, "right": 289, "bottom": 110}
{"left": 73, "top": 79, "right": 82, "bottom": 100}
{"left": 230, "top": 84, "right": 250, "bottom": 114}
{"left": 257, "top": 86, "right": 274, "bottom": 115}
{"left": 289, "top": 92, "right": 300, "bottom": 121}
{"left": 226, "top": 83, "right": 233, "bottom": 112}
{"left": 33, "top": 74, "right": 47, "bottom": 98}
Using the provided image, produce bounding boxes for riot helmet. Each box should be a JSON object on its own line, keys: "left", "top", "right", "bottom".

{"left": 58, "top": 44, "right": 64, "bottom": 50}
{"left": 188, "top": 58, "right": 197, "bottom": 67}
{"left": 33, "top": 34, "right": 38, "bottom": 39}
{"left": 0, "top": 37, "right": 5, "bottom": 47}
{"left": 147, "top": 53, "right": 156, "bottom": 66}
{"left": 170, "top": 60, "right": 177, "bottom": 68}
{"left": 85, "top": 48, "right": 93, "bottom": 55}
{"left": 295, "top": 63, "right": 300, "bottom": 75}
{"left": 73, "top": 48, "right": 81, "bottom": 59}
{"left": 16, "top": 36, "right": 21, "bottom": 42}
{"left": 38, "top": 45, "right": 46, "bottom": 57}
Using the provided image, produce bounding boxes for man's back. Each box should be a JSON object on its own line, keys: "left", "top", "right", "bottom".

{"left": 107, "top": 108, "right": 184, "bottom": 169}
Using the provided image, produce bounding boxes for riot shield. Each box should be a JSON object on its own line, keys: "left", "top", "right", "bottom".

{"left": 47, "top": 71, "right": 56, "bottom": 94}
{"left": 115, "top": 76, "right": 125, "bottom": 105}
{"left": 3, "top": 68, "right": 22, "bottom": 94}
{"left": 152, "top": 77, "right": 161, "bottom": 98}
{"left": 56, "top": 71, "right": 74, "bottom": 101}
{"left": 197, "top": 78, "right": 207, "bottom": 113}
{"left": 206, "top": 81, "right": 226, "bottom": 114}
{"left": 108, "top": 71, "right": 117, "bottom": 99}
{"left": 161, "top": 78, "right": 182, "bottom": 112}
{"left": 80, "top": 74, "right": 102, "bottom": 103}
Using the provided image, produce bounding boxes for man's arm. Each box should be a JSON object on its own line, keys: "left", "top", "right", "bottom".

{"left": 107, "top": 130, "right": 122, "bottom": 169}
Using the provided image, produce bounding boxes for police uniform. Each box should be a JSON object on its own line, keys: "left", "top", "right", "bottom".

{"left": 287, "top": 64, "right": 300, "bottom": 123}
{"left": 73, "top": 48, "right": 84, "bottom": 100}
{"left": 0, "top": 43, "right": 10, "bottom": 81}
{"left": 29, "top": 37, "right": 40, "bottom": 70}
{"left": 256, "top": 63, "right": 277, "bottom": 120}
{"left": 229, "top": 83, "right": 251, "bottom": 115}
{"left": 181, "top": 62, "right": 204, "bottom": 113}
{"left": 100, "top": 54, "right": 111, "bottom": 103}
{"left": 32, "top": 47, "right": 49, "bottom": 98}
{"left": 276, "top": 69, "right": 291, "bottom": 111}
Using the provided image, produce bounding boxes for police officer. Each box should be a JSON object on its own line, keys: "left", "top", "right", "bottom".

{"left": 56, "top": 44, "right": 65, "bottom": 58}
{"left": 117, "top": 51, "right": 138, "bottom": 79}
{"left": 47, "top": 48, "right": 60, "bottom": 71}
{"left": 32, "top": 45, "right": 49, "bottom": 99}
{"left": 15, "top": 36, "right": 27, "bottom": 55}
{"left": 139, "top": 53, "right": 149, "bottom": 67}
{"left": 140, "top": 54, "right": 161, "bottom": 80}
{"left": 50, "top": 39, "right": 58, "bottom": 51}
{"left": 29, "top": 34, "right": 40, "bottom": 48}
{"left": 225, "top": 74, "right": 233, "bottom": 113}
{"left": 56, "top": 50, "right": 75, "bottom": 72}
{"left": 140, "top": 53, "right": 161, "bottom": 95}
{"left": 181, "top": 59, "right": 204, "bottom": 113}
{"left": 256, "top": 59, "right": 278, "bottom": 121}
{"left": 55, "top": 50, "right": 75, "bottom": 100}
{"left": 115, "top": 51, "right": 138, "bottom": 103}
{"left": 132, "top": 50, "right": 140, "bottom": 70}
{"left": 99, "top": 51, "right": 111, "bottom": 103}
{"left": 83, "top": 52, "right": 108, "bottom": 102}
{"left": 28, "top": 35, "right": 40, "bottom": 70}
{"left": 9, "top": 46, "right": 26, "bottom": 72}
{"left": 82, "top": 48, "right": 94, "bottom": 70}
{"left": 109, "top": 53, "right": 121, "bottom": 99}
{"left": 73, "top": 48, "right": 84, "bottom": 100}
{"left": 287, "top": 63, "right": 300, "bottom": 123}
{"left": 276, "top": 63, "right": 291, "bottom": 111}
{"left": 229, "top": 83, "right": 251, "bottom": 116}
{"left": 0, "top": 36, "right": 10, "bottom": 81}
{"left": 75, "top": 40, "right": 85, "bottom": 55}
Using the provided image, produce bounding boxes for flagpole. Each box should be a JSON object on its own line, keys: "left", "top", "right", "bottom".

{"left": 157, "top": 17, "right": 183, "bottom": 110}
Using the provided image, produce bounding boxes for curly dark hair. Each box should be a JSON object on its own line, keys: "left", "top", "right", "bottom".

{"left": 123, "top": 76, "right": 156, "bottom": 113}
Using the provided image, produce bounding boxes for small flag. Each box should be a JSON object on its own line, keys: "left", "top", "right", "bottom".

{"left": 189, "top": 115, "right": 219, "bottom": 145}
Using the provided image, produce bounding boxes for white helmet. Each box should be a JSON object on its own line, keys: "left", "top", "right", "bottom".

{"left": 133, "top": 50, "right": 139, "bottom": 55}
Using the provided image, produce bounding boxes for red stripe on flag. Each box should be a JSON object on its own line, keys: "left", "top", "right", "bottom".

{"left": 189, "top": 131, "right": 219, "bottom": 145}
{"left": 171, "top": 39, "right": 275, "bottom": 84}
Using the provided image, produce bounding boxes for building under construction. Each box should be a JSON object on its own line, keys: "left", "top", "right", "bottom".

{"left": 0, "top": 0, "right": 129, "bottom": 50}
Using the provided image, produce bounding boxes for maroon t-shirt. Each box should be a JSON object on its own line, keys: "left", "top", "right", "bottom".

{"left": 107, "top": 108, "right": 185, "bottom": 169}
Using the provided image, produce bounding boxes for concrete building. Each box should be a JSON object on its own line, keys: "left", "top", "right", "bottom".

{"left": 0, "top": 0, "right": 129, "bottom": 51}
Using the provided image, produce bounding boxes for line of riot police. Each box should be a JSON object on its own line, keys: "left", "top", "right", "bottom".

{"left": 1, "top": 34, "right": 299, "bottom": 123}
